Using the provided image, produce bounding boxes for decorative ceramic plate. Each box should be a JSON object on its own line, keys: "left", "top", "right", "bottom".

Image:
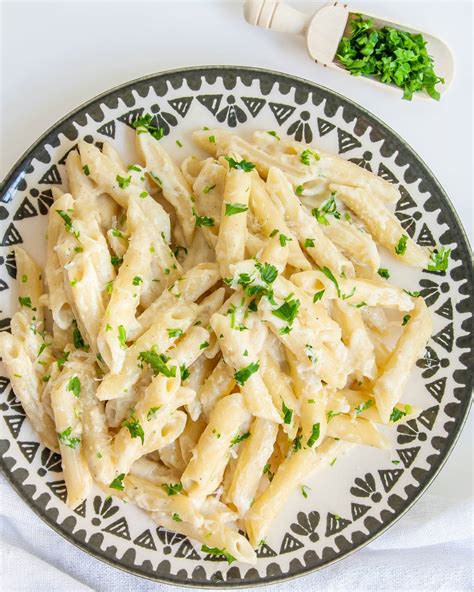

{"left": 0, "top": 66, "right": 472, "bottom": 587}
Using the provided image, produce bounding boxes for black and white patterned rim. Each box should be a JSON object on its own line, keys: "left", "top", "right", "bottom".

{"left": 0, "top": 66, "right": 472, "bottom": 588}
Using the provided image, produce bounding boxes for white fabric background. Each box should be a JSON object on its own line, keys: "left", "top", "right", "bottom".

{"left": 1, "top": 1, "right": 473, "bottom": 591}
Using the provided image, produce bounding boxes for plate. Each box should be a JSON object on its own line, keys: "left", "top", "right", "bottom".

{"left": 0, "top": 66, "right": 472, "bottom": 587}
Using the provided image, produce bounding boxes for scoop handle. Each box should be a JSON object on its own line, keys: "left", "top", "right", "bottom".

{"left": 243, "top": 0, "right": 310, "bottom": 35}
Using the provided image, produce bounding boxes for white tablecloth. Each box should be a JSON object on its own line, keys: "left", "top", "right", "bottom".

{"left": 1, "top": 472, "right": 472, "bottom": 591}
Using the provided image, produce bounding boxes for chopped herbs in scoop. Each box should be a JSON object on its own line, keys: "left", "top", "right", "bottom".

{"left": 337, "top": 15, "right": 444, "bottom": 100}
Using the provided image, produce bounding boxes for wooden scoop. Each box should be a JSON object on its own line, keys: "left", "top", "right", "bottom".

{"left": 244, "top": 1, "right": 454, "bottom": 98}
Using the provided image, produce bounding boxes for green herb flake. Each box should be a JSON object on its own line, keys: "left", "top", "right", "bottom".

{"left": 176, "top": 140, "right": 183, "bottom": 148}
{"left": 395, "top": 234, "right": 408, "bottom": 255}
{"left": 132, "top": 276, "right": 143, "bottom": 286}
{"left": 56, "top": 209, "right": 80, "bottom": 239}
{"left": 138, "top": 350, "right": 177, "bottom": 378}
{"left": 296, "top": 185, "right": 305, "bottom": 196}
{"left": 282, "top": 401, "right": 293, "bottom": 425}
{"left": 330, "top": 457, "right": 337, "bottom": 466}
{"left": 199, "top": 341, "right": 209, "bottom": 350}
{"left": 172, "top": 512, "right": 182, "bottom": 522}
{"left": 234, "top": 361, "right": 259, "bottom": 386}
{"left": 263, "top": 463, "right": 274, "bottom": 481}
{"left": 377, "top": 267, "right": 390, "bottom": 280}
{"left": 402, "top": 314, "right": 411, "bottom": 326}
{"left": 132, "top": 113, "right": 165, "bottom": 140}
{"left": 57, "top": 350, "right": 70, "bottom": 370}
{"left": 180, "top": 364, "right": 190, "bottom": 381}
{"left": 167, "top": 328, "right": 183, "bottom": 338}
{"left": 118, "top": 325, "right": 127, "bottom": 349}
{"left": 427, "top": 246, "right": 451, "bottom": 272}
{"left": 208, "top": 135, "right": 216, "bottom": 144}
{"left": 58, "top": 426, "right": 80, "bottom": 449}
{"left": 109, "top": 473, "right": 125, "bottom": 491}
{"left": 301, "top": 485, "right": 311, "bottom": 498}
{"left": 403, "top": 289, "right": 421, "bottom": 298}
{"left": 300, "top": 149, "right": 320, "bottom": 165}
{"left": 225, "top": 202, "right": 249, "bottom": 216}
{"left": 307, "top": 422, "right": 321, "bottom": 447}
{"left": 313, "top": 289, "right": 325, "bottom": 302}
{"left": 203, "top": 184, "right": 216, "bottom": 194}
{"left": 355, "top": 399, "right": 375, "bottom": 415}
{"left": 192, "top": 208, "right": 215, "bottom": 228}
{"left": 147, "top": 406, "right": 162, "bottom": 420}
{"left": 390, "top": 404, "right": 412, "bottom": 422}
{"left": 304, "top": 238, "right": 315, "bottom": 248}
{"left": 116, "top": 175, "right": 131, "bottom": 189}
{"left": 224, "top": 156, "right": 256, "bottom": 172}
{"left": 267, "top": 130, "right": 280, "bottom": 140}
{"left": 311, "top": 193, "right": 341, "bottom": 225}
{"left": 269, "top": 228, "right": 279, "bottom": 238}
{"left": 161, "top": 482, "right": 183, "bottom": 496}
{"left": 110, "top": 256, "right": 123, "bottom": 267}
{"left": 272, "top": 297, "right": 300, "bottom": 325}
{"left": 230, "top": 431, "right": 251, "bottom": 446}
{"left": 121, "top": 416, "right": 145, "bottom": 444}
{"left": 279, "top": 233, "right": 292, "bottom": 247}
{"left": 67, "top": 376, "right": 81, "bottom": 398}
{"left": 201, "top": 545, "right": 236, "bottom": 565}
{"left": 82, "top": 164, "right": 90, "bottom": 176}
{"left": 18, "top": 296, "right": 32, "bottom": 308}
{"left": 327, "top": 410, "right": 341, "bottom": 421}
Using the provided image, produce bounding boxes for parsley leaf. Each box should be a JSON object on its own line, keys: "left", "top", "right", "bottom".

{"left": 311, "top": 193, "right": 341, "bottom": 225}
{"left": 402, "top": 314, "right": 411, "bottom": 326}
{"left": 403, "top": 289, "right": 421, "bottom": 298}
{"left": 111, "top": 256, "right": 123, "bottom": 267}
{"left": 180, "top": 364, "right": 190, "bottom": 381}
{"left": 272, "top": 297, "right": 300, "bottom": 325}
{"left": 147, "top": 406, "right": 161, "bottom": 420}
{"left": 313, "top": 289, "right": 325, "bottom": 302}
{"left": 117, "top": 325, "right": 127, "bottom": 349}
{"left": 167, "top": 328, "right": 183, "bottom": 338}
{"left": 306, "top": 422, "right": 321, "bottom": 447}
{"left": 132, "top": 276, "right": 143, "bottom": 286}
{"left": 203, "top": 184, "right": 216, "bottom": 194}
{"left": 121, "top": 417, "right": 145, "bottom": 444}
{"left": 355, "top": 399, "right": 375, "bottom": 415}
{"left": 172, "top": 513, "right": 182, "bottom": 522}
{"left": 304, "top": 238, "right": 315, "bottom": 248}
{"left": 234, "top": 361, "right": 259, "bottom": 386}
{"left": 427, "top": 246, "right": 451, "bottom": 272}
{"left": 201, "top": 545, "right": 236, "bottom": 565}
{"left": 57, "top": 350, "right": 70, "bottom": 370}
{"left": 230, "top": 431, "right": 251, "bottom": 446}
{"left": 282, "top": 401, "right": 293, "bottom": 424}
{"left": 395, "top": 234, "right": 408, "bottom": 255}
{"left": 109, "top": 473, "right": 125, "bottom": 491}
{"left": 18, "top": 296, "right": 32, "bottom": 308}
{"left": 67, "top": 376, "right": 81, "bottom": 398}
{"left": 279, "top": 233, "right": 292, "bottom": 247}
{"left": 296, "top": 185, "right": 305, "bottom": 196}
{"left": 327, "top": 410, "right": 341, "bottom": 421}
{"left": 255, "top": 261, "right": 278, "bottom": 284}
{"left": 56, "top": 209, "right": 80, "bottom": 239}
{"left": 263, "top": 463, "right": 274, "bottom": 481}
{"left": 378, "top": 267, "right": 390, "bottom": 279}
{"left": 82, "top": 164, "right": 90, "bottom": 176}
{"left": 300, "top": 149, "right": 320, "bottom": 165}
{"left": 301, "top": 485, "right": 311, "bottom": 498}
{"left": 390, "top": 404, "right": 412, "bottom": 422}
{"left": 116, "top": 175, "right": 131, "bottom": 189}
{"left": 161, "top": 482, "right": 183, "bottom": 496}
{"left": 138, "top": 350, "right": 177, "bottom": 378}
{"left": 58, "top": 426, "right": 80, "bottom": 449}
{"left": 132, "top": 113, "right": 164, "bottom": 140}
{"left": 192, "top": 208, "right": 215, "bottom": 227}
{"left": 267, "top": 130, "right": 280, "bottom": 140}
{"left": 225, "top": 202, "right": 248, "bottom": 216}
{"left": 224, "top": 156, "right": 255, "bottom": 172}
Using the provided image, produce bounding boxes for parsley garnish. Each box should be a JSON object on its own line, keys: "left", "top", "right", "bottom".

{"left": 267, "top": 130, "right": 280, "bottom": 140}
{"left": 203, "top": 184, "right": 216, "bottom": 194}
{"left": 402, "top": 314, "right": 411, "bottom": 326}
{"left": 161, "top": 482, "right": 183, "bottom": 496}
{"left": 272, "top": 297, "right": 300, "bottom": 325}
{"left": 172, "top": 513, "right": 182, "bottom": 522}
{"left": 199, "top": 341, "right": 209, "bottom": 350}
{"left": 355, "top": 399, "right": 375, "bottom": 415}
{"left": 58, "top": 427, "right": 80, "bottom": 449}
{"left": 282, "top": 401, "right": 293, "bottom": 424}
{"left": 117, "top": 325, "right": 127, "bottom": 349}
{"left": 111, "top": 256, "right": 123, "bottom": 267}
{"left": 18, "top": 296, "right": 32, "bottom": 308}
{"left": 255, "top": 261, "right": 278, "bottom": 284}
{"left": 121, "top": 417, "right": 144, "bottom": 444}
{"left": 327, "top": 410, "right": 341, "bottom": 421}
{"left": 192, "top": 208, "right": 215, "bottom": 228}
{"left": 403, "top": 289, "right": 421, "bottom": 297}
{"left": 301, "top": 485, "right": 311, "bottom": 498}
{"left": 82, "top": 164, "right": 90, "bottom": 176}
{"left": 138, "top": 350, "right": 177, "bottom": 377}
{"left": 167, "top": 328, "right": 183, "bottom": 338}
{"left": 293, "top": 432, "right": 302, "bottom": 451}
{"left": 313, "top": 289, "right": 325, "bottom": 302}
{"left": 263, "top": 463, "right": 274, "bottom": 481}
{"left": 230, "top": 431, "right": 251, "bottom": 446}
{"left": 307, "top": 422, "right": 321, "bottom": 447}
{"left": 180, "top": 364, "right": 190, "bottom": 381}
{"left": 269, "top": 228, "right": 279, "bottom": 238}
{"left": 132, "top": 113, "right": 164, "bottom": 140}
{"left": 311, "top": 193, "right": 341, "bottom": 225}
{"left": 109, "top": 473, "right": 125, "bottom": 491}
{"left": 300, "top": 149, "right": 320, "bottom": 165}
{"left": 116, "top": 175, "right": 131, "bottom": 189}
{"left": 336, "top": 15, "right": 444, "bottom": 100}
{"left": 296, "top": 185, "right": 305, "bottom": 196}
{"left": 201, "top": 545, "right": 236, "bottom": 565}
{"left": 427, "top": 247, "right": 451, "bottom": 272}
{"left": 225, "top": 202, "right": 248, "bottom": 216}
{"left": 67, "top": 376, "right": 81, "bottom": 398}
{"left": 56, "top": 210, "right": 80, "bottom": 239}
{"left": 224, "top": 156, "right": 256, "bottom": 172}
{"left": 390, "top": 404, "right": 413, "bottom": 422}
{"left": 234, "top": 361, "right": 259, "bottom": 386}
{"left": 304, "top": 238, "right": 315, "bottom": 248}
{"left": 279, "top": 233, "right": 292, "bottom": 247}
{"left": 395, "top": 234, "right": 408, "bottom": 255}
{"left": 132, "top": 276, "right": 143, "bottom": 286}
{"left": 378, "top": 268, "right": 390, "bottom": 279}
{"left": 57, "top": 350, "right": 70, "bottom": 370}
{"left": 147, "top": 406, "right": 161, "bottom": 420}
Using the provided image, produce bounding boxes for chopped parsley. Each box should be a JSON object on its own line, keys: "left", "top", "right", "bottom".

{"left": 427, "top": 247, "right": 451, "bottom": 272}
{"left": 296, "top": 185, "right": 305, "bottom": 196}
{"left": 269, "top": 228, "right": 279, "bottom": 238}
{"left": 201, "top": 545, "right": 236, "bottom": 565}
{"left": 230, "top": 431, "right": 251, "bottom": 446}
{"left": 279, "top": 233, "right": 292, "bottom": 247}
{"left": 378, "top": 268, "right": 390, "bottom": 279}
{"left": 192, "top": 208, "right": 215, "bottom": 227}
{"left": 336, "top": 15, "right": 444, "bottom": 100}
{"left": 395, "top": 234, "right": 408, "bottom": 255}
{"left": 172, "top": 513, "right": 182, "bottom": 522}
{"left": 199, "top": 341, "right": 209, "bottom": 350}
{"left": 82, "top": 164, "right": 90, "bottom": 176}
{"left": 300, "top": 149, "right": 320, "bottom": 165}
{"left": 73, "top": 322, "right": 89, "bottom": 352}
{"left": 282, "top": 401, "right": 293, "bottom": 424}
{"left": 203, "top": 184, "right": 216, "bottom": 194}
{"left": 18, "top": 296, "right": 32, "bottom": 308}
{"left": 390, "top": 404, "right": 412, "bottom": 422}
{"left": 225, "top": 202, "right": 248, "bottom": 216}
{"left": 147, "top": 406, "right": 162, "bottom": 420}
{"left": 138, "top": 350, "right": 177, "bottom": 377}
{"left": 121, "top": 417, "right": 145, "bottom": 444}
{"left": 67, "top": 376, "right": 81, "bottom": 398}
{"left": 313, "top": 289, "right": 325, "bottom": 302}
{"left": 56, "top": 210, "right": 80, "bottom": 239}
{"left": 307, "top": 422, "right": 321, "bottom": 447}
{"left": 263, "top": 463, "right": 274, "bottom": 481}
{"left": 117, "top": 325, "right": 127, "bottom": 349}
{"left": 161, "top": 482, "right": 183, "bottom": 496}
{"left": 311, "top": 193, "right": 341, "bottom": 225}
{"left": 327, "top": 410, "right": 341, "bottom": 421}
{"left": 255, "top": 261, "right": 278, "bottom": 284}
{"left": 57, "top": 350, "right": 70, "bottom": 370}
{"left": 21, "top": 274, "right": 28, "bottom": 283}
{"left": 109, "top": 473, "right": 125, "bottom": 491}
{"left": 304, "top": 238, "right": 315, "bottom": 248}
{"left": 403, "top": 289, "right": 421, "bottom": 298}
{"left": 180, "top": 364, "right": 190, "bottom": 381}
{"left": 355, "top": 399, "right": 375, "bottom": 415}
{"left": 272, "top": 297, "right": 300, "bottom": 325}
{"left": 111, "top": 256, "right": 123, "bottom": 267}
{"left": 58, "top": 426, "right": 80, "bottom": 449}
{"left": 301, "top": 485, "right": 311, "bottom": 498}
{"left": 234, "top": 361, "right": 259, "bottom": 386}
{"left": 402, "top": 314, "right": 411, "bottom": 326}
{"left": 267, "top": 130, "right": 280, "bottom": 140}
{"left": 224, "top": 156, "right": 256, "bottom": 172}
{"left": 176, "top": 140, "right": 183, "bottom": 148}
{"left": 116, "top": 175, "right": 131, "bottom": 189}
{"left": 208, "top": 135, "right": 216, "bottom": 144}
{"left": 132, "top": 276, "right": 143, "bottom": 286}
{"left": 167, "top": 328, "right": 183, "bottom": 338}
{"left": 132, "top": 113, "right": 165, "bottom": 140}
